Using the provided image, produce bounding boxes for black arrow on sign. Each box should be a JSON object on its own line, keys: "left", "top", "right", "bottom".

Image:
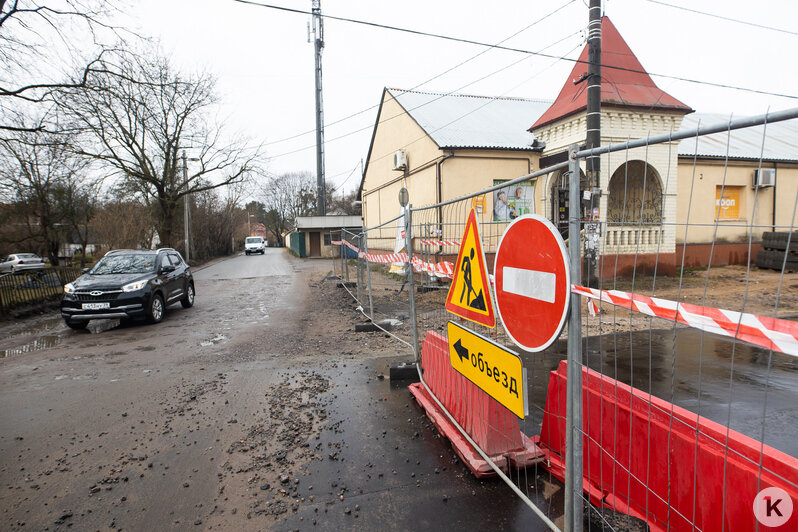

{"left": 453, "top": 339, "right": 469, "bottom": 363}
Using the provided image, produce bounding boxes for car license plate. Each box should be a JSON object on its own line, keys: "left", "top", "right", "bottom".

{"left": 82, "top": 302, "right": 110, "bottom": 310}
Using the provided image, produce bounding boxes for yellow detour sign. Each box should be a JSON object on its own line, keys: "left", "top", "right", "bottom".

{"left": 447, "top": 321, "right": 527, "bottom": 419}
{"left": 445, "top": 208, "right": 496, "bottom": 328}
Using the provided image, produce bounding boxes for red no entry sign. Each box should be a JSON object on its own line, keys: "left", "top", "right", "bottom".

{"left": 493, "top": 214, "right": 571, "bottom": 352}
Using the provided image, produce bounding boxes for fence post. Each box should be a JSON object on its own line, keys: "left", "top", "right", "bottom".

{"left": 363, "top": 231, "right": 374, "bottom": 320}
{"left": 405, "top": 205, "right": 420, "bottom": 362}
{"left": 344, "top": 230, "right": 350, "bottom": 283}
{"left": 339, "top": 231, "right": 345, "bottom": 280}
{"left": 565, "top": 143, "right": 584, "bottom": 531}
{"left": 355, "top": 234, "right": 363, "bottom": 304}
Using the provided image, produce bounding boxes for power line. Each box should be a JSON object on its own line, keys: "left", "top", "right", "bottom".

{"left": 260, "top": 0, "right": 577, "bottom": 148}
{"left": 366, "top": 41, "right": 585, "bottom": 169}
{"left": 319, "top": 9, "right": 579, "bottom": 185}
{"left": 330, "top": 162, "right": 360, "bottom": 194}
{"left": 231, "top": 0, "right": 798, "bottom": 100}
{"left": 644, "top": 0, "right": 798, "bottom": 37}
{"left": 321, "top": 37, "right": 584, "bottom": 184}
{"left": 267, "top": 29, "right": 582, "bottom": 161}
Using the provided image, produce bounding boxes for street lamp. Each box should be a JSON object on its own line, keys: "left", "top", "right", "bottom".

{"left": 182, "top": 151, "right": 200, "bottom": 262}
{"left": 248, "top": 213, "right": 255, "bottom": 236}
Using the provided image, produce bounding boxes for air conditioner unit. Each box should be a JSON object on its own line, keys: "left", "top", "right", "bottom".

{"left": 754, "top": 168, "right": 775, "bottom": 188}
{"left": 393, "top": 149, "right": 408, "bottom": 171}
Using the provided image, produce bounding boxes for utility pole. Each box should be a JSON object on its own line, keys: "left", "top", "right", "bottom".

{"left": 584, "top": 0, "right": 601, "bottom": 286}
{"left": 182, "top": 150, "right": 190, "bottom": 262}
{"left": 311, "top": 0, "right": 327, "bottom": 216}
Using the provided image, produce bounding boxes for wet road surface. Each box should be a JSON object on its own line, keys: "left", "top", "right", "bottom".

{"left": 1, "top": 249, "right": 795, "bottom": 531}
{"left": 519, "top": 329, "right": 798, "bottom": 458}
{"left": 0, "top": 251, "right": 561, "bottom": 530}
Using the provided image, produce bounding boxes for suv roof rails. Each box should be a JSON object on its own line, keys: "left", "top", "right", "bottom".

{"left": 105, "top": 248, "right": 168, "bottom": 255}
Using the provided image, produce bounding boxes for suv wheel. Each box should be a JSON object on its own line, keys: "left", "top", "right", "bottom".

{"left": 147, "top": 293, "right": 165, "bottom": 324}
{"left": 64, "top": 318, "right": 88, "bottom": 330}
{"left": 181, "top": 283, "right": 195, "bottom": 308}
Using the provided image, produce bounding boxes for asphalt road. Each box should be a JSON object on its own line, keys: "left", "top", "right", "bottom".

{"left": 3, "top": 250, "right": 793, "bottom": 531}
{"left": 0, "top": 250, "right": 559, "bottom": 531}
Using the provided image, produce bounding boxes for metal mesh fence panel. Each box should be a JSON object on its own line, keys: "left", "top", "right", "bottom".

{"left": 568, "top": 110, "right": 798, "bottom": 531}
{"left": 344, "top": 107, "right": 798, "bottom": 531}
{"left": 333, "top": 216, "right": 417, "bottom": 355}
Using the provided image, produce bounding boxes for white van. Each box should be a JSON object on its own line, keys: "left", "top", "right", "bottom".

{"left": 245, "top": 236, "right": 266, "bottom": 255}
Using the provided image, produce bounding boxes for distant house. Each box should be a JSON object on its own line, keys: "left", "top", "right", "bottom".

{"left": 250, "top": 222, "right": 268, "bottom": 240}
{"left": 289, "top": 215, "right": 363, "bottom": 258}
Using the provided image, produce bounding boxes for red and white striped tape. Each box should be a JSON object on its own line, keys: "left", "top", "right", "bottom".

{"left": 572, "top": 285, "right": 798, "bottom": 357}
{"left": 420, "top": 239, "right": 461, "bottom": 247}
{"left": 334, "top": 240, "right": 455, "bottom": 277}
{"left": 419, "top": 239, "right": 497, "bottom": 249}
{"left": 411, "top": 257, "right": 455, "bottom": 278}
{"left": 334, "top": 240, "right": 796, "bottom": 356}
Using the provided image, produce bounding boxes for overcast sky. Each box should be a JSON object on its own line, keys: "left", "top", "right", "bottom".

{"left": 130, "top": 0, "right": 798, "bottom": 196}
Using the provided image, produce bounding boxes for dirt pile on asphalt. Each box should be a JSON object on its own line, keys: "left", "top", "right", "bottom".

{"left": 219, "top": 371, "right": 331, "bottom": 520}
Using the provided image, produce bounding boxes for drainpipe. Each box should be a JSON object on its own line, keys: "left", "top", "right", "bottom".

{"left": 436, "top": 151, "right": 455, "bottom": 257}
{"left": 772, "top": 162, "right": 778, "bottom": 230}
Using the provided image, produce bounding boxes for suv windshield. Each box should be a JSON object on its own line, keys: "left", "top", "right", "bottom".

{"left": 246, "top": 237, "right": 262, "bottom": 244}
{"left": 91, "top": 254, "right": 156, "bottom": 275}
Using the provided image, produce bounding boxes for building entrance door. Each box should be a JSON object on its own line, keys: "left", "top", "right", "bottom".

{"left": 309, "top": 232, "right": 321, "bottom": 257}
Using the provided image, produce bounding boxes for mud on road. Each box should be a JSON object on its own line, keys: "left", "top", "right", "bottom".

{"left": 1, "top": 253, "right": 553, "bottom": 531}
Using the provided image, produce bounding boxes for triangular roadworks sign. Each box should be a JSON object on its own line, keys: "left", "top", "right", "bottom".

{"left": 445, "top": 208, "right": 496, "bottom": 328}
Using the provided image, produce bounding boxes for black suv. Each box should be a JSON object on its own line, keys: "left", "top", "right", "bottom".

{"left": 61, "top": 248, "right": 194, "bottom": 329}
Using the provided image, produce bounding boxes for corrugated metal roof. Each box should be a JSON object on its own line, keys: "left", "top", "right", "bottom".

{"left": 389, "top": 88, "right": 551, "bottom": 150}
{"left": 296, "top": 215, "right": 362, "bottom": 230}
{"left": 678, "top": 113, "right": 798, "bottom": 162}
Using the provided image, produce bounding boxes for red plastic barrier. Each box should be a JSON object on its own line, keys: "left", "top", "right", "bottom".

{"left": 539, "top": 360, "right": 798, "bottom": 531}
{"left": 409, "top": 331, "right": 543, "bottom": 478}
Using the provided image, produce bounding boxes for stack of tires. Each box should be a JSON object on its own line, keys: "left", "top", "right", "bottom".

{"left": 756, "top": 231, "right": 798, "bottom": 271}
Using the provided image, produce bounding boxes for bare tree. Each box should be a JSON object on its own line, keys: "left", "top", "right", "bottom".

{"left": 0, "top": 122, "right": 90, "bottom": 263}
{"left": 326, "top": 185, "right": 361, "bottom": 215}
{"left": 54, "top": 176, "right": 99, "bottom": 265}
{"left": 58, "top": 49, "right": 261, "bottom": 249}
{"left": 259, "top": 171, "right": 317, "bottom": 247}
{"left": 92, "top": 198, "right": 155, "bottom": 251}
{"left": 0, "top": 0, "right": 126, "bottom": 132}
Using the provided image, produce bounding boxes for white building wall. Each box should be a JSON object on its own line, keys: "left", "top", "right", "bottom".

{"left": 534, "top": 108, "right": 688, "bottom": 256}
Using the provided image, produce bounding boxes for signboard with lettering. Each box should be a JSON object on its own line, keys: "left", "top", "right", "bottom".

{"left": 447, "top": 321, "right": 527, "bottom": 419}
{"left": 715, "top": 186, "right": 742, "bottom": 220}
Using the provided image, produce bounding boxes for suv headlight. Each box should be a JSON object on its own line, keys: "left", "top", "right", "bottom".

{"left": 122, "top": 280, "right": 148, "bottom": 292}
{"left": 64, "top": 283, "right": 75, "bottom": 294}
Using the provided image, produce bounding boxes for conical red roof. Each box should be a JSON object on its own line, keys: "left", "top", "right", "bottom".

{"left": 530, "top": 17, "right": 691, "bottom": 131}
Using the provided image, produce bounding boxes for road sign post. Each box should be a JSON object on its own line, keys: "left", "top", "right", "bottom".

{"left": 565, "top": 143, "right": 583, "bottom": 531}
{"left": 446, "top": 321, "right": 527, "bottom": 419}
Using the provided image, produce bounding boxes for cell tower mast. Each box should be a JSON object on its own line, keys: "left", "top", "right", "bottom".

{"left": 311, "top": 0, "right": 326, "bottom": 215}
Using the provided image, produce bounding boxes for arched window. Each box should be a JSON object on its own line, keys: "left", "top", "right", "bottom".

{"left": 607, "top": 161, "right": 663, "bottom": 224}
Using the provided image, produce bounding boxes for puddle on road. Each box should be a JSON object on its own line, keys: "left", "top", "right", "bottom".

{"left": 1, "top": 317, "right": 122, "bottom": 358}
{"left": 2, "top": 335, "right": 61, "bottom": 357}
{"left": 200, "top": 334, "right": 227, "bottom": 347}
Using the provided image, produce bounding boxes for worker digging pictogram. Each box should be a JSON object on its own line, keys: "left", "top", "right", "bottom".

{"left": 445, "top": 208, "right": 496, "bottom": 328}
